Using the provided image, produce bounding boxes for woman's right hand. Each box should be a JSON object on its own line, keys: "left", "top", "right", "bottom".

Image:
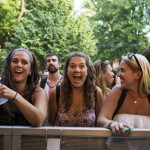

{"left": 108, "top": 120, "right": 132, "bottom": 136}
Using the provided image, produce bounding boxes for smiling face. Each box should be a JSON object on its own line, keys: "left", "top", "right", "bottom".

{"left": 67, "top": 56, "right": 88, "bottom": 89}
{"left": 10, "top": 51, "right": 31, "bottom": 83}
{"left": 117, "top": 60, "right": 139, "bottom": 89}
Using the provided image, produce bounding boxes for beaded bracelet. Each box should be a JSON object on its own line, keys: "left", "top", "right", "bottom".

{"left": 12, "top": 92, "right": 17, "bottom": 102}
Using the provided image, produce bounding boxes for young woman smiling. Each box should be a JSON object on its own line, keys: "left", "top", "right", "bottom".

{"left": 0, "top": 48, "right": 47, "bottom": 127}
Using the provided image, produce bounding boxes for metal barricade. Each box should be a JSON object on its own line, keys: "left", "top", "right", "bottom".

{"left": 0, "top": 126, "right": 12, "bottom": 150}
{"left": 0, "top": 126, "right": 150, "bottom": 150}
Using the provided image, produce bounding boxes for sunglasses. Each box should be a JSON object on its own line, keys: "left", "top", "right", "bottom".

{"left": 127, "top": 53, "right": 142, "bottom": 71}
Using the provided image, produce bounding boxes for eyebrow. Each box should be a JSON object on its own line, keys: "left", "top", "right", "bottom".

{"left": 12, "top": 57, "right": 30, "bottom": 62}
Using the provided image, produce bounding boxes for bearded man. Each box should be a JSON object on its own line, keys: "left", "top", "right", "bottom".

{"left": 40, "top": 52, "right": 63, "bottom": 97}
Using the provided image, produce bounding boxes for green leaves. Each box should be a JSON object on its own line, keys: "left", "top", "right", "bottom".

{"left": 86, "top": 0, "right": 150, "bottom": 62}
{"left": 4, "top": 0, "right": 96, "bottom": 71}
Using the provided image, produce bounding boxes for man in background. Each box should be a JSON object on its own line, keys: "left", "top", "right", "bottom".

{"left": 40, "top": 52, "right": 63, "bottom": 97}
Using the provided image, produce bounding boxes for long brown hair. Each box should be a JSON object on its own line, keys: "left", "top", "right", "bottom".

{"left": 1, "top": 48, "right": 40, "bottom": 101}
{"left": 61, "top": 52, "right": 96, "bottom": 111}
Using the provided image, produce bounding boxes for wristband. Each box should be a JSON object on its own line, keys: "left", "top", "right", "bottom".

{"left": 12, "top": 92, "right": 17, "bottom": 102}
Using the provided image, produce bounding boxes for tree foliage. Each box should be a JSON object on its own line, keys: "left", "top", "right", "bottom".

{"left": 85, "top": 0, "right": 150, "bottom": 61}
{"left": 6, "top": 0, "right": 97, "bottom": 71}
{"left": 0, "top": 0, "right": 20, "bottom": 73}
{"left": 0, "top": 0, "right": 20, "bottom": 48}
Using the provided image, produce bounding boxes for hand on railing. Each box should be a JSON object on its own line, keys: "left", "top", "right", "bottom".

{"left": 108, "top": 120, "right": 132, "bottom": 136}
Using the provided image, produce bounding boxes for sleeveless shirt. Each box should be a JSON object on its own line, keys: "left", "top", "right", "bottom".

{"left": 57, "top": 103, "right": 96, "bottom": 127}
{"left": 0, "top": 89, "right": 38, "bottom": 126}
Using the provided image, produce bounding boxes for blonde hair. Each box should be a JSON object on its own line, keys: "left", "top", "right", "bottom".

{"left": 123, "top": 54, "right": 150, "bottom": 95}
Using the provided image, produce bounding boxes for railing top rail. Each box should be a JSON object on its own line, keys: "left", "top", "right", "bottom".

{"left": 0, "top": 126, "right": 150, "bottom": 137}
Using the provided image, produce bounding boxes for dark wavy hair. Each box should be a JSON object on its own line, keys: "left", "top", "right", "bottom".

{"left": 61, "top": 52, "right": 96, "bottom": 111}
{"left": 1, "top": 48, "right": 40, "bottom": 101}
{"left": 46, "top": 52, "right": 61, "bottom": 62}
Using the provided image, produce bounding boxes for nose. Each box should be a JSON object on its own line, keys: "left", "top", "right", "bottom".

{"left": 117, "top": 71, "right": 121, "bottom": 77}
{"left": 74, "top": 66, "right": 80, "bottom": 72}
{"left": 17, "top": 61, "right": 23, "bottom": 67}
{"left": 49, "top": 60, "right": 54, "bottom": 65}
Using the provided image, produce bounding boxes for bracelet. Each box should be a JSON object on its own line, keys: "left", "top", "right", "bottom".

{"left": 108, "top": 120, "right": 114, "bottom": 129}
{"left": 12, "top": 92, "right": 17, "bottom": 102}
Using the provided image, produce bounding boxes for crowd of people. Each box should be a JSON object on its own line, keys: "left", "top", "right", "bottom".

{"left": 0, "top": 48, "right": 149, "bottom": 134}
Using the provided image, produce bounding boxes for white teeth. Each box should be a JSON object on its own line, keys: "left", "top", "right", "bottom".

{"left": 15, "top": 70, "right": 22, "bottom": 73}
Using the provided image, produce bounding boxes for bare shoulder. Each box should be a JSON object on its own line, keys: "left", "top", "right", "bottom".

{"left": 31, "top": 86, "right": 48, "bottom": 104}
{"left": 107, "top": 84, "right": 122, "bottom": 102}
{"left": 99, "top": 84, "right": 123, "bottom": 118}
{"left": 95, "top": 86, "right": 104, "bottom": 103}
{"left": 96, "top": 86, "right": 103, "bottom": 94}
{"left": 111, "top": 84, "right": 122, "bottom": 92}
{"left": 36, "top": 86, "right": 45, "bottom": 91}
{"left": 96, "top": 86, "right": 104, "bottom": 98}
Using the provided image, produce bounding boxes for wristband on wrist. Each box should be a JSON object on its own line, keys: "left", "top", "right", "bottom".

{"left": 12, "top": 92, "right": 17, "bottom": 102}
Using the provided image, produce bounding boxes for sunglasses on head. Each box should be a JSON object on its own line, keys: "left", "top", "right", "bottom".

{"left": 127, "top": 53, "right": 142, "bottom": 71}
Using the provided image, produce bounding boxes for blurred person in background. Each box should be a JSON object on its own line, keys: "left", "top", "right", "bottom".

{"left": 93, "top": 60, "right": 115, "bottom": 100}
{"left": 40, "top": 52, "right": 63, "bottom": 98}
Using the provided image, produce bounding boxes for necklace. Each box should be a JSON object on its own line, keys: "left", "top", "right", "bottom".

{"left": 47, "top": 75, "right": 63, "bottom": 88}
{"left": 73, "top": 100, "right": 83, "bottom": 113}
{"left": 73, "top": 102, "right": 80, "bottom": 113}
{"left": 75, "top": 106, "right": 79, "bottom": 112}
{"left": 128, "top": 92, "right": 138, "bottom": 104}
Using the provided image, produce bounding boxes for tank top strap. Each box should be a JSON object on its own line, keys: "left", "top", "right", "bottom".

{"left": 148, "top": 94, "right": 150, "bottom": 104}
{"left": 112, "top": 89, "right": 127, "bottom": 119}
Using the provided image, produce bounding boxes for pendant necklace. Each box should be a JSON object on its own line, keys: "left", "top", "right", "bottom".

{"left": 74, "top": 100, "right": 82, "bottom": 113}
{"left": 75, "top": 106, "right": 79, "bottom": 112}
{"left": 74, "top": 102, "right": 81, "bottom": 113}
{"left": 128, "top": 92, "right": 138, "bottom": 104}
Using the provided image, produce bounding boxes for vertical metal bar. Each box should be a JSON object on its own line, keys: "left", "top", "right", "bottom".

{"left": 3, "top": 135, "right": 12, "bottom": 150}
{"left": 12, "top": 135, "right": 21, "bottom": 150}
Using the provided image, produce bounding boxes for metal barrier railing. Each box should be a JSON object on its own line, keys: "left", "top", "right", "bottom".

{"left": 0, "top": 126, "right": 150, "bottom": 150}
